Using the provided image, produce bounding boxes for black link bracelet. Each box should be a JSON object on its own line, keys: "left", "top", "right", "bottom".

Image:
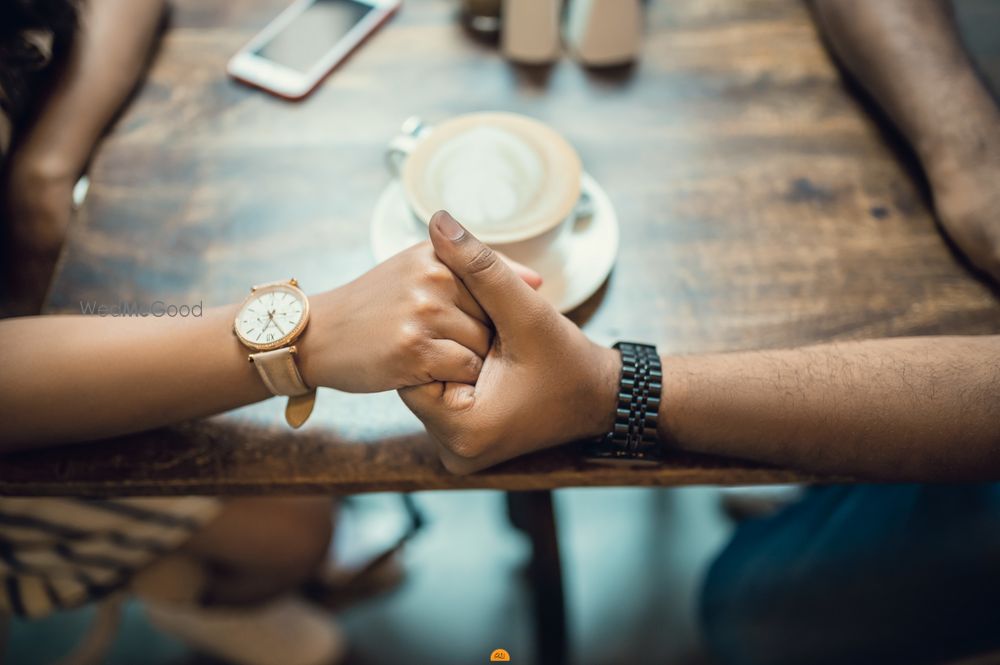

{"left": 584, "top": 342, "right": 664, "bottom": 464}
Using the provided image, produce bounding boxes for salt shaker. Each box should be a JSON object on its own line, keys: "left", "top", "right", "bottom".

{"left": 564, "top": 0, "right": 643, "bottom": 66}
{"left": 501, "top": 0, "right": 562, "bottom": 64}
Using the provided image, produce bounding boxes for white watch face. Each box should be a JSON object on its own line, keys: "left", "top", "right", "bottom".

{"left": 235, "top": 283, "right": 308, "bottom": 350}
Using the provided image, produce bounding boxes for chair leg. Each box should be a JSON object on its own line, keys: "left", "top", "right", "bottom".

{"left": 506, "top": 490, "right": 567, "bottom": 665}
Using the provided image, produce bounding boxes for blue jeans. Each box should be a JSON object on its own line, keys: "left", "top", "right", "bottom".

{"left": 701, "top": 484, "right": 1000, "bottom": 665}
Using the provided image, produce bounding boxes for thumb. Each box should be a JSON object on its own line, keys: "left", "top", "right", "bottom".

{"left": 397, "top": 383, "right": 445, "bottom": 422}
{"left": 497, "top": 250, "right": 543, "bottom": 291}
{"left": 398, "top": 381, "right": 475, "bottom": 419}
{"left": 429, "top": 210, "right": 540, "bottom": 325}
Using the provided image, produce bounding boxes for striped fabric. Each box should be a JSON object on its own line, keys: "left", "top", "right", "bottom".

{"left": 0, "top": 497, "right": 221, "bottom": 618}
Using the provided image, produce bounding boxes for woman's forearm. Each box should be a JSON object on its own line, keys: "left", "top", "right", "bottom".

{"left": 661, "top": 335, "right": 1000, "bottom": 481}
{"left": 0, "top": 243, "right": 516, "bottom": 451}
{"left": 15, "top": 0, "right": 166, "bottom": 180}
{"left": 0, "top": 304, "right": 270, "bottom": 451}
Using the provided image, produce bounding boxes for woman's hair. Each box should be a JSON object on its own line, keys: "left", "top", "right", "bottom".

{"left": 0, "top": 0, "right": 79, "bottom": 126}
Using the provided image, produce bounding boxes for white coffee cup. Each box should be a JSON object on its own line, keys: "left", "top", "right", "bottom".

{"left": 385, "top": 112, "right": 583, "bottom": 270}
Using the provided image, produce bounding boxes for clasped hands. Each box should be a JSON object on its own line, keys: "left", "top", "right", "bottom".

{"left": 296, "top": 211, "right": 621, "bottom": 474}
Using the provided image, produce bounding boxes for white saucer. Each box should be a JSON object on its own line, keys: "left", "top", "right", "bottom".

{"left": 370, "top": 173, "right": 619, "bottom": 313}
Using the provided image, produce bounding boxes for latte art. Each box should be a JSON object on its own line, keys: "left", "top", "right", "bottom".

{"left": 398, "top": 112, "right": 582, "bottom": 244}
{"left": 423, "top": 127, "right": 544, "bottom": 232}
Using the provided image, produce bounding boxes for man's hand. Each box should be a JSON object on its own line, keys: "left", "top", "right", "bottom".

{"left": 398, "top": 211, "right": 622, "bottom": 474}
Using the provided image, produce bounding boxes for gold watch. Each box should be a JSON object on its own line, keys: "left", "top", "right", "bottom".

{"left": 233, "top": 279, "right": 315, "bottom": 428}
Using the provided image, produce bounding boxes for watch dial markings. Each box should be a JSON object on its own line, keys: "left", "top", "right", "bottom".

{"left": 238, "top": 287, "right": 305, "bottom": 346}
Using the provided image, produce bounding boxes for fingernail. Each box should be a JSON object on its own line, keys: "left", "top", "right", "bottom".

{"left": 434, "top": 211, "right": 465, "bottom": 241}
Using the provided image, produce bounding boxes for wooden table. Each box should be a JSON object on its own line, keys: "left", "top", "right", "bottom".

{"left": 7, "top": 0, "right": 1000, "bottom": 496}
{"left": 6, "top": 0, "right": 1000, "bottom": 660}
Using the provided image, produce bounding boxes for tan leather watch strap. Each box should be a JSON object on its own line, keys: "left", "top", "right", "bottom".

{"left": 249, "top": 347, "right": 315, "bottom": 429}
{"left": 285, "top": 392, "right": 316, "bottom": 429}
{"left": 250, "top": 347, "right": 311, "bottom": 396}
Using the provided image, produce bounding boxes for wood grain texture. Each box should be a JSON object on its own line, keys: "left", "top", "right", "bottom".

{"left": 0, "top": 420, "right": 842, "bottom": 497}
{"left": 5, "top": 0, "right": 999, "bottom": 496}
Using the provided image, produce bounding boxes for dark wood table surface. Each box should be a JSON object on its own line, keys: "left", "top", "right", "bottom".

{"left": 5, "top": 0, "right": 1000, "bottom": 496}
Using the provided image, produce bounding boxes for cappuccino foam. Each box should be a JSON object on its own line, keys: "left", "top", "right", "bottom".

{"left": 400, "top": 112, "right": 582, "bottom": 244}
{"left": 424, "top": 126, "right": 544, "bottom": 233}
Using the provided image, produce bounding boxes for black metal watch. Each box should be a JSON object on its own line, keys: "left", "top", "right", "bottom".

{"left": 584, "top": 342, "right": 664, "bottom": 464}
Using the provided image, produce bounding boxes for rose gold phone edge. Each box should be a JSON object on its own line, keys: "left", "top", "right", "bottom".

{"left": 227, "top": 0, "right": 401, "bottom": 101}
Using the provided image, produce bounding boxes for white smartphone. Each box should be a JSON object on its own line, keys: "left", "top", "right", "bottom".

{"left": 227, "top": 0, "right": 400, "bottom": 100}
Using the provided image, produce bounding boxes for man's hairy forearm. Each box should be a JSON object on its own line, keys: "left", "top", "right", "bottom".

{"left": 0, "top": 307, "right": 269, "bottom": 451}
{"left": 660, "top": 336, "right": 1000, "bottom": 481}
{"left": 811, "top": 0, "right": 1000, "bottom": 167}
{"left": 16, "top": 0, "right": 166, "bottom": 179}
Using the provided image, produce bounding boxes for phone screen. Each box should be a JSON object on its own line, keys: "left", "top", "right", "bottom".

{"left": 255, "top": 0, "right": 375, "bottom": 73}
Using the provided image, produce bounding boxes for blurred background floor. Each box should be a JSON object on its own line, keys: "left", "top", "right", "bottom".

{"left": 3, "top": 487, "right": 733, "bottom": 665}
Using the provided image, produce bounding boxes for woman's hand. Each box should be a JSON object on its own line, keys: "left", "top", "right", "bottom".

{"left": 2, "top": 157, "right": 76, "bottom": 314}
{"left": 1, "top": 0, "right": 169, "bottom": 314}
{"left": 298, "top": 241, "right": 541, "bottom": 393}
